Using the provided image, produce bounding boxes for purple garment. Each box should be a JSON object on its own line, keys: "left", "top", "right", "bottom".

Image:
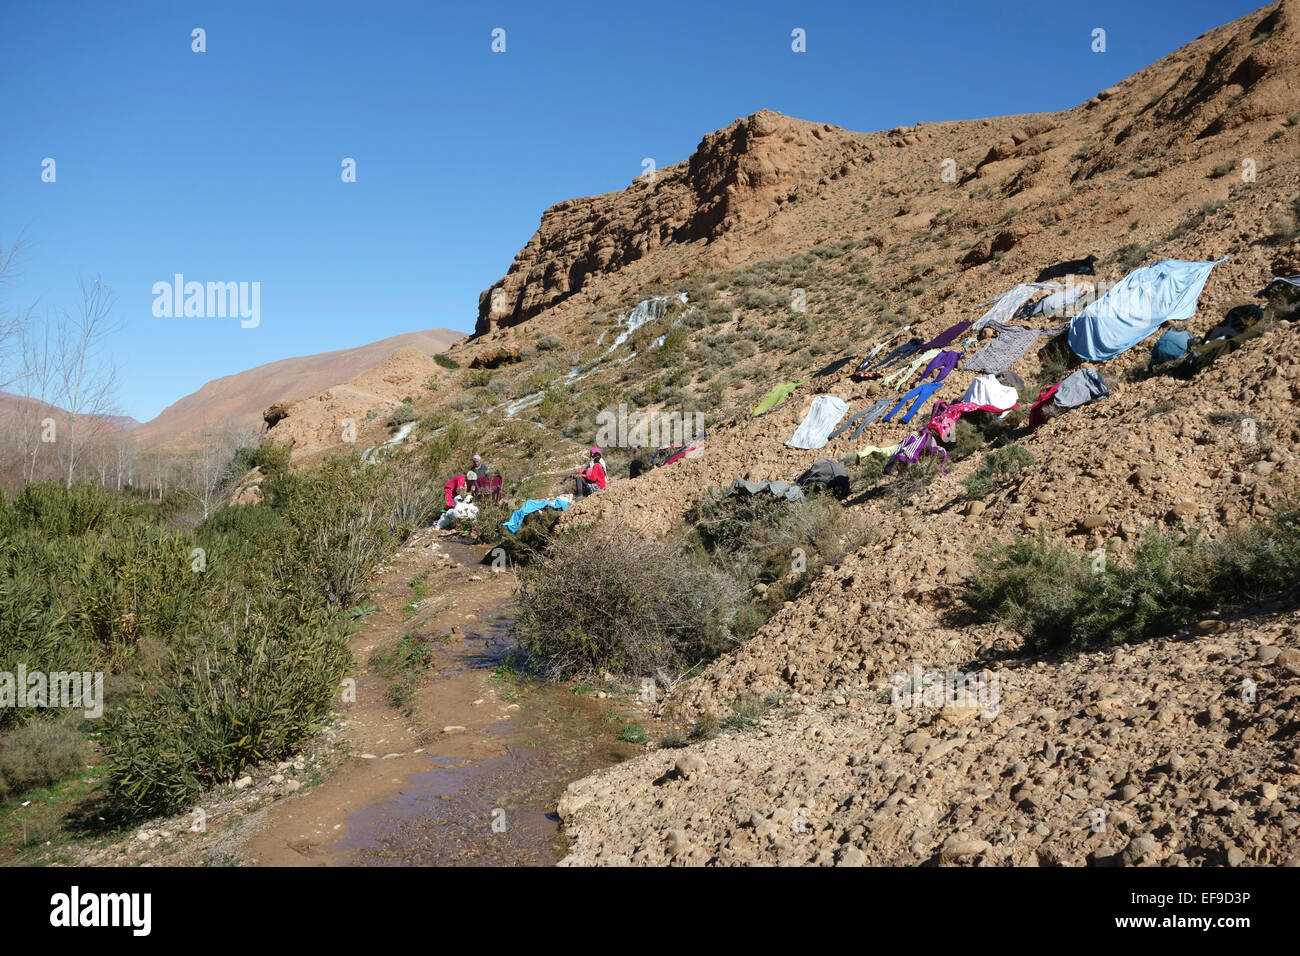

{"left": 916, "top": 349, "right": 962, "bottom": 383}
{"left": 921, "top": 320, "right": 973, "bottom": 351}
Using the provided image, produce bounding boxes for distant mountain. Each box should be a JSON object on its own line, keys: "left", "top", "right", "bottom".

{"left": 130, "top": 328, "right": 465, "bottom": 447}
{"left": 0, "top": 390, "right": 139, "bottom": 432}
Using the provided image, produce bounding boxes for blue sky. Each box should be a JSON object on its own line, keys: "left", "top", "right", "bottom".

{"left": 0, "top": 0, "right": 1264, "bottom": 421}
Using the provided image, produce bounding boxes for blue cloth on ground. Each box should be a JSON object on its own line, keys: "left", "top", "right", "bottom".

{"left": 882, "top": 382, "right": 944, "bottom": 424}
{"left": 503, "top": 497, "right": 570, "bottom": 534}
{"left": 1068, "top": 257, "right": 1225, "bottom": 361}
{"left": 1150, "top": 329, "right": 1191, "bottom": 365}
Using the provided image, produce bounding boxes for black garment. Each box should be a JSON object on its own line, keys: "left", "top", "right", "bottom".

{"left": 628, "top": 458, "right": 648, "bottom": 479}
{"left": 1035, "top": 255, "right": 1098, "bottom": 283}
{"left": 852, "top": 337, "right": 925, "bottom": 379}
{"left": 1160, "top": 309, "right": 1275, "bottom": 379}
{"left": 796, "top": 458, "right": 851, "bottom": 500}
{"left": 1204, "top": 304, "right": 1263, "bottom": 343}
{"left": 1256, "top": 276, "right": 1300, "bottom": 320}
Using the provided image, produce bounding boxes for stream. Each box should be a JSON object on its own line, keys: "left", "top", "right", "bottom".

{"left": 325, "top": 539, "right": 638, "bottom": 866}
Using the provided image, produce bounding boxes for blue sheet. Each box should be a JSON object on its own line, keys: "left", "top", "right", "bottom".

{"left": 503, "top": 497, "right": 569, "bottom": 534}
{"left": 1067, "top": 257, "right": 1225, "bottom": 361}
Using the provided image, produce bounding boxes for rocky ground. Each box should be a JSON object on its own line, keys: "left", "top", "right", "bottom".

{"left": 558, "top": 603, "right": 1300, "bottom": 867}
{"left": 224, "top": 1, "right": 1300, "bottom": 867}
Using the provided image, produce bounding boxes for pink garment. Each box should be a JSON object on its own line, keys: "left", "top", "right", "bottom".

{"left": 927, "top": 400, "right": 1019, "bottom": 442}
{"left": 663, "top": 444, "right": 701, "bottom": 466}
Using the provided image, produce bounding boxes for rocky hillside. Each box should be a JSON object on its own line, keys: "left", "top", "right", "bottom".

{"left": 475, "top": 111, "right": 875, "bottom": 335}
{"left": 257, "top": 1, "right": 1300, "bottom": 865}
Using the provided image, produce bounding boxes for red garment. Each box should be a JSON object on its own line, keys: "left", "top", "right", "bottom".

{"left": 663, "top": 444, "right": 701, "bottom": 467}
{"left": 443, "top": 474, "right": 467, "bottom": 508}
{"left": 1028, "top": 383, "right": 1061, "bottom": 430}
{"left": 580, "top": 460, "right": 607, "bottom": 489}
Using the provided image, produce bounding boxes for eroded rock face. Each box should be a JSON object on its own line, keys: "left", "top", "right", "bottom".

{"left": 474, "top": 110, "right": 876, "bottom": 336}
{"left": 263, "top": 402, "right": 290, "bottom": 429}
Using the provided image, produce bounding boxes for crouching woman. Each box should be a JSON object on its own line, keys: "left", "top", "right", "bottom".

{"left": 573, "top": 447, "right": 607, "bottom": 498}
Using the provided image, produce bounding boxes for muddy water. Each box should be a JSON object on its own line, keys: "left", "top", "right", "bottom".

{"left": 331, "top": 540, "right": 635, "bottom": 866}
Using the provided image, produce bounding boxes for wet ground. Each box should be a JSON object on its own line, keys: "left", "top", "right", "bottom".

{"left": 240, "top": 530, "right": 643, "bottom": 867}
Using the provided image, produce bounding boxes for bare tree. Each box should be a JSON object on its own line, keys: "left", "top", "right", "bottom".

{"left": 0, "top": 234, "right": 29, "bottom": 390}
{"left": 115, "top": 431, "right": 136, "bottom": 490}
{"left": 55, "top": 277, "right": 120, "bottom": 488}
{"left": 179, "top": 419, "right": 239, "bottom": 519}
{"left": 16, "top": 317, "right": 56, "bottom": 483}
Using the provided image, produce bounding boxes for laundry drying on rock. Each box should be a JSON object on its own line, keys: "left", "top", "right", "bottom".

{"left": 502, "top": 496, "right": 571, "bottom": 535}
{"left": 1029, "top": 368, "right": 1110, "bottom": 429}
{"left": 1068, "top": 257, "right": 1226, "bottom": 361}
{"left": 726, "top": 478, "right": 805, "bottom": 503}
{"left": 884, "top": 431, "right": 949, "bottom": 476}
{"left": 959, "top": 374, "right": 1020, "bottom": 411}
{"left": 919, "top": 319, "right": 973, "bottom": 350}
{"left": 852, "top": 337, "right": 926, "bottom": 379}
{"left": 828, "top": 397, "right": 899, "bottom": 441}
{"left": 971, "top": 284, "right": 1045, "bottom": 331}
{"left": 915, "top": 349, "right": 963, "bottom": 383}
{"left": 962, "top": 325, "right": 1046, "bottom": 374}
{"left": 879, "top": 349, "right": 941, "bottom": 388}
{"left": 752, "top": 380, "right": 807, "bottom": 416}
{"left": 1027, "top": 280, "right": 1095, "bottom": 318}
{"left": 786, "top": 395, "right": 850, "bottom": 449}
{"left": 1148, "top": 328, "right": 1192, "bottom": 368}
{"left": 795, "top": 458, "right": 851, "bottom": 499}
{"left": 881, "top": 382, "right": 945, "bottom": 424}
{"left": 1035, "top": 255, "right": 1099, "bottom": 283}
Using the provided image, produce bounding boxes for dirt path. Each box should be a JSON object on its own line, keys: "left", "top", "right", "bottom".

{"left": 237, "top": 529, "right": 643, "bottom": 866}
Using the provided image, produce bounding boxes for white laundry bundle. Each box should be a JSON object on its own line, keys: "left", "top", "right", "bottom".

{"left": 438, "top": 493, "right": 479, "bottom": 529}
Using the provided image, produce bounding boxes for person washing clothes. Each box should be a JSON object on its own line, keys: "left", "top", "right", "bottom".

{"left": 467, "top": 454, "right": 491, "bottom": 482}
{"left": 573, "top": 447, "right": 607, "bottom": 498}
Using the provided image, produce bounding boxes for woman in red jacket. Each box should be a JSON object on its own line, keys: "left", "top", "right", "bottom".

{"left": 573, "top": 447, "right": 607, "bottom": 498}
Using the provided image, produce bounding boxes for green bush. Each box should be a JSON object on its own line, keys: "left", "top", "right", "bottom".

{"left": 102, "top": 597, "right": 349, "bottom": 814}
{"left": 962, "top": 443, "right": 1035, "bottom": 499}
{"left": 228, "top": 440, "right": 291, "bottom": 483}
{"left": 434, "top": 353, "right": 460, "bottom": 370}
{"left": 965, "top": 504, "right": 1300, "bottom": 652}
{"left": 0, "top": 458, "right": 438, "bottom": 813}
{"left": 686, "top": 489, "right": 865, "bottom": 639}
{"left": 386, "top": 401, "right": 419, "bottom": 428}
{"left": 277, "top": 456, "right": 419, "bottom": 608}
{"left": 514, "top": 528, "right": 744, "bottom": 680}
{"left": 0, "top": 714, "right": 91, "bottom": 801}
{"left": 737, "top": 288, "right": 779, "bottom": 311}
